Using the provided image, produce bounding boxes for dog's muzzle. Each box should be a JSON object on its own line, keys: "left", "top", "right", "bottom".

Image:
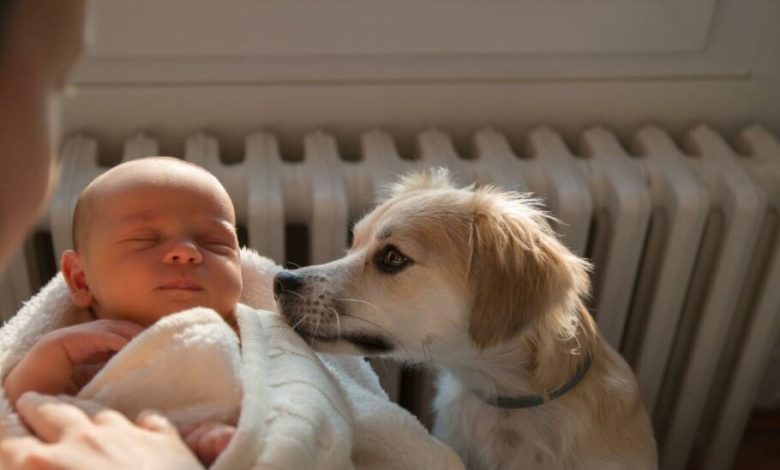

{"left": 273, "top": 270, "right": 395, "bottom": 354}
{"left": 274, "top": 271, "right": 304, "bottom": 297}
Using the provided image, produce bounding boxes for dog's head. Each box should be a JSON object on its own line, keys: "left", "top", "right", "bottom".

{"left": 274, "top": 169, "right": 590, "bottom": 362}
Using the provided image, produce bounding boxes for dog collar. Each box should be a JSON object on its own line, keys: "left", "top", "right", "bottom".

{"left": 476, "top": 355, "right": 592, "bottom": 409}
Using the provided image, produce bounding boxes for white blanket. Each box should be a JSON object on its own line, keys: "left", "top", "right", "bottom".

{"left": 0, "top": 248, "right": 463, "bottom": 469}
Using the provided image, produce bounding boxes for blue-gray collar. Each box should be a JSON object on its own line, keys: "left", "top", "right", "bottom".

{"left": 476, "top": 355, "right": 592, "bottom": 409}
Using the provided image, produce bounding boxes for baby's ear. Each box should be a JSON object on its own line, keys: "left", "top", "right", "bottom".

{"left": 60, "top": 250, "right": 93, "bottom": 308}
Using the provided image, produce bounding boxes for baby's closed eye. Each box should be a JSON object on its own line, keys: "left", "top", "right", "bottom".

{"left": 200, "top": 238, "right": 236, "bottom": 254}
{"left": 120, "top": 231, "right": 161, "bottom": 247}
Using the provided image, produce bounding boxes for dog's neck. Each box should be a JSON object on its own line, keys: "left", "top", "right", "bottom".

{"left": 444, "top": 345, "right": 539, "bottom": 399}
{"left": 442, "top": 303, "right": 596, "bottom": 401}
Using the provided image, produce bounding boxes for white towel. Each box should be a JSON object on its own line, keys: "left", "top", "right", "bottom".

{"left": 0, "top": 248, "right": 463, "bottom": 469}
{"left": 76, "top": 307, "right": 244, "bottom": 430}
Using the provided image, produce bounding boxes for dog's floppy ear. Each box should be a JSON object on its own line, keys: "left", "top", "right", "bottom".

{"left": 467, "top": 189, "right": 589, "bottom": 350}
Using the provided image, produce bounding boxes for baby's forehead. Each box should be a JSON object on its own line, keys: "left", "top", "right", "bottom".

{"left": 86, "top": 164, "right": 235, "bottom": 223}
{"left": 107, "top": 180, "right": 233, "bottom": 216}
{"left": 100, "top": 173, "right": 222, "bottom": 197}
{"left": 98, "top": 160, "right": 217, "bottom": 190}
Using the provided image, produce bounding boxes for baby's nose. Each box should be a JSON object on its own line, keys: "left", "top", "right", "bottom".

{"left": 164, "top": 242, "right": 203, "bottom": 264}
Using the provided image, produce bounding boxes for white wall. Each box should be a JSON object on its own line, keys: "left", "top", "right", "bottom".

{"left": 63, "top": 0, "right": 779, "bottom": 161}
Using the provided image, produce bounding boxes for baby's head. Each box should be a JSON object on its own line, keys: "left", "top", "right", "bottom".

{"left": 61, "top": 157, "right": 242, "bottom": 327}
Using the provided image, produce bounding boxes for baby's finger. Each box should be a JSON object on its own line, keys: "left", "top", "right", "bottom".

{"left": 183, "top": 423, "right": 214, "bottom": 450}
{"left": 88, "top": 319, "right": 145, "bottom": 340}
{"left": 15, "top": 392, "right": 91, "bottom": 443}
{"left": 192, "top": 425, "right": 234, "bottom": 466}
{"left": 61, "top": 331, "right": 133, "bottom": 365}
{"left": 57, "top": 319, "right": 146, "bottom": 364}
{"left": 206, "top": 426, "right": 235, "bottom": 456}
{"left": 136, "top": 410, "right": 177, "bottom": 436}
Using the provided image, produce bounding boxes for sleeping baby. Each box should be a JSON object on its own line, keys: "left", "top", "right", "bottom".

{"left": 1, "top": 157, "right": 246, "bottom": 466}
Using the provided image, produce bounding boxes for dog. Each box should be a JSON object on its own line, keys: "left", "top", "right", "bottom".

{"left": 273, "top": 169, "right": 657, "bottom": 470}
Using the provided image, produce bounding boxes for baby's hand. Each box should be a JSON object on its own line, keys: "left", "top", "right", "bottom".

{"left": 2, "top": 319, "right": 143, "bottom": 405}
{"left": 181, "top": 422, "right": 236, "bottom": 466}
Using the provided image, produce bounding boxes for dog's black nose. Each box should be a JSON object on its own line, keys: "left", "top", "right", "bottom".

{"left": 274, "top": 271, "right": 303, "bottom": 296}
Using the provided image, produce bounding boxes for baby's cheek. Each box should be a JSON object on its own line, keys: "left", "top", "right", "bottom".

{"left": 90, "top": 270, "right": 147, "bottom": 313}
{"left": 217, "top": 267, "right": 243, "bottom": 313}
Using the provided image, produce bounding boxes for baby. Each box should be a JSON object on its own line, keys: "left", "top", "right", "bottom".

{"left": 2, "top": 157, "right": 243, "bottom": 466}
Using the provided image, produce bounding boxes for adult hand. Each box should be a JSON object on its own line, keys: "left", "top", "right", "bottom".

{"left": 2, "top": 319, "right": 144, "bottom": 405}
{"left": 0, "top": 392, "right": 203, "bottom": 470}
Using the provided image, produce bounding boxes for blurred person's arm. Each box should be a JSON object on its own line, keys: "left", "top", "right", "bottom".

{"left": 0, "top": 0, "right": 85, "bottom": 266}
{"left": 0, "top": 3, "right": 203, "bottom": 469}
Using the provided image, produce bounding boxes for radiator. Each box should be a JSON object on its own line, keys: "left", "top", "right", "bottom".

{"left": 1, "top": 124, "right": 778, "bottom": 470}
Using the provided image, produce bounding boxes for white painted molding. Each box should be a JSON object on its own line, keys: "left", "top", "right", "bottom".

{"left": 73, "top": 0, "right": 762, "bottom": 83}
{"left": 86, "top": 0, "right": 717, "bottom": 57}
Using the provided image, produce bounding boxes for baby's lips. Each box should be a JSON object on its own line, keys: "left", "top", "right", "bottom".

{"left": 158, "top": 279, "right": 203, "bottom": 290}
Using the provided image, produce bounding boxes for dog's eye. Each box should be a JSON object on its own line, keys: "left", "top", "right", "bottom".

{"left": 375, "top": 245, "right": 411, "bottom": 273}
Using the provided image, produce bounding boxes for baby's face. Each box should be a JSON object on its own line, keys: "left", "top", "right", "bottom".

{"left": 74, "top": 173, "right": 242, "bottom": 326}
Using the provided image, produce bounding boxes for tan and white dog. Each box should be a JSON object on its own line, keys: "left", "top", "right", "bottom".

{"left": 273, "top": 169, "right": 657, "bottom": 470}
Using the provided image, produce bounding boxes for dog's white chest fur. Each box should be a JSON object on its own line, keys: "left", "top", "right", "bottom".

{"left": 433, "top": 373, "right": 566, "bottom": 470}
{"left": 433, "top": 371, "right": 652, "bottom": 470}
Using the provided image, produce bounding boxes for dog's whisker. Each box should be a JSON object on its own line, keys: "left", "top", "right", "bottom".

{"left": 290, "top": 313, "right": 311, "bottom": 331}
{"left": 306, "top": 314, "right": 323, "bottom": 349}
{"left": 338, "top": 297, "right": 414, "bottom": 357}
{"left": 313, "top": 313, "right": 323, "bottom": 340}
{"left": 343, "top": 314, "right": 411, "bottom": 360}
{"left": 375, "top": 357, "right": 390, "bottom": 377}
{"left": 282, "top": 289, "right": 307, "bottom": 301}
{"left": 326, "top": 306, "right": 342, "bottom": 339}
{"left": 339, "top": 313, "right": 414, "bottom": 363}
{"left": 420, "top": 341, "right": 432, "bottom": 365}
